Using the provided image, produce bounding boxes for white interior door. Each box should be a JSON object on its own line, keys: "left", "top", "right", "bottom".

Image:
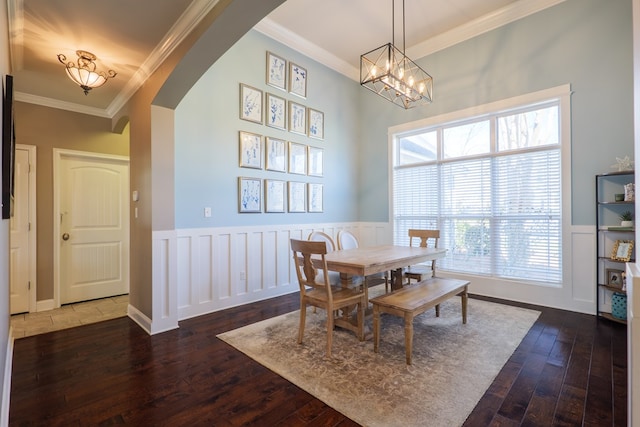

{"left": 10, "top": 147, "right": 33, "bottom": 314}
{"left": 57, "top": 151, "right": 129, "bottom": 305}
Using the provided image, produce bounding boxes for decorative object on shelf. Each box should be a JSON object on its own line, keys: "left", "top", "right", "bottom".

{"left": 611, "top": 156, "right": 634, "bottom": 172}
{"left": 57, "top": 50, "right": 117, "bottom": 95}
{"left": 239, "top": 131, "right": 262, "bottom": 169}
{"left": 359, "top": 0, "right": 433, "bottom": 109}
{"left": 611, "top": 292, "right": 627, "bottom": 320}
{"left": 606, "top": 268, "right": 624, "bottom": 287}
{"left": 238, "top": 177, "right": 262, "bottom": 213}
{"left": 625, "top": 182, "right": 635, "bottom": 201}
{"left": 615, "top": 193, "right": 625, "bottom": 201}
{"left": 289, "top": 62, "right": 307, "bottom": 98}
{"left": 266, "top": 51, "right": 287, "bottom": 91}
{"left": 265, "top": 179, "right": 286, "bottom": 213}
{"left": 239, "top": 83, "right": 263, "bottom": 124}
{"left": 620, "top": 210, "right": 634, "bottom": 227}
{"left": 611, "top": 240, "right": 634, "bottom": 262}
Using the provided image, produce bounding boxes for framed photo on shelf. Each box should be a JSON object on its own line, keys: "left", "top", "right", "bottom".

{"left": 289, "top": 101, "right": 306, "bottom": 135}
{"left": 265, "top": 137, "right": 287, "bottom": 172}
{"left": 265, "top": 179, "right": 286, "bottom": 213}
{"left": 239, "top": 83, "right": 263, "bottom": 124}
{"left": 606, "top": 268, "right": 624, "bottom": 287}
{"left": 239, "top": 131, "right": 262, "bottom": 169}
{"left": 288, "top": 142, "right": 307, "bottom": 175}
{"left": 611, "top": 239, "right": 634, "bottom": 262}
{"left": 308, "top": 108, "right": 324, "bottom": 140}
{"left": 288, "top": 181, "right": 306, "bottom": 213}
{"left": 308, "top": 183, "right": 323, "bottom": 213}
{"left": 289, "top": 62, "right": 307, "bottom": 98}
{"left": 266, "top": 51, "right": 286, "bottom": 90}
{"left": 238, "top": 177, "right": 261, "bottom": 213}
{"left": 308, "top": 146, "right": 323, "bottom": 177}
{"left": 266, "top": 92, "right": 286, "bottom": 130}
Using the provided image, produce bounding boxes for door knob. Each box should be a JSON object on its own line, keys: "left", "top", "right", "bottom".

{"left": 62, "top": 233, "right": 70, "bottom": 241}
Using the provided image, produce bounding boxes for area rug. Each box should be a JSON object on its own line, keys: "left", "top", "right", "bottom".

{"left": 218, "top": 286, "right": 540, "bottom": 427}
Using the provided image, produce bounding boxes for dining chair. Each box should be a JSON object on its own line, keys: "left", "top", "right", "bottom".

{"left": 290, "top": 238, "right": 366, "bottom": 358}
{"left": 405, "top": 229, "right": 440, "bottom": 284}
{"left": 308, "top": 231, "right": 336, "bottom": 252}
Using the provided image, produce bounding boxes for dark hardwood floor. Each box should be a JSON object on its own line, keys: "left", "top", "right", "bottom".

{"left": 9, "top": 291, "right": 627, "bottom": 426}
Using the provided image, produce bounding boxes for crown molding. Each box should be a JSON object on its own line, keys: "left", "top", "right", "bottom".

{"left": 15, "top": 92, "right": 112, "bottom": 118}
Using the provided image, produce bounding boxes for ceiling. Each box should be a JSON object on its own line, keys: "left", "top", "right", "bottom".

{"left": 6, "top": 0, "right": 564, "bottom": 118}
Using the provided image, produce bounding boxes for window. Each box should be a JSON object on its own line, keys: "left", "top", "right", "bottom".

{"left": 393, "top": 99, "right": 563, "bottom": 285}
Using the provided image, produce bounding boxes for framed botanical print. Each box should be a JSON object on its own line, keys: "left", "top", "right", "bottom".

{"left": 239, "top": 131, "right": 262, "bottom": 169}
{"left": 288, "top": 142, "right": 307, "bottom": 175}
{"left": 288, "top": 181, "right": 306, "bottom": 213}
{"left": 308, "top": 146, "right": 323, "bottom": 177}
{"left": 266, "top": 92, "right": 286, "bottom": 130}
{"left": 266, "top": 51, "right": 286, "bottom": 90}
{"left": 289, "top": 62, "right": 307, "bottom": 98}
{"left": 308, "top": 183, "right": 323, "bottom": 213}
{"left": 265, "top": 179, "right": 286, "bottom": 213}
{"left": 308, "top": 108, "right": 324, "bottom": 140}
{"left": 265, "top": 137, "right": 287, "bottom": 172}
{"left": 289, "top": 101, "right": 306, "bottom": 135}
{"left": 238, "top": 177, "right": 261, "bottom": 213}
{"left": 239, "top": 83, "right": 263, "bottom": 124}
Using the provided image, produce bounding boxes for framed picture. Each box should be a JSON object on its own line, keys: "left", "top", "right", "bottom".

{"left": 266, "top": 51, "right": 286, "bottom": 90}
{"left": 308, "top": 183, "right": 323, "bottom": 213}
{"left": 265, "top": 179, "right": 286, "bottom": 213}
{"left": 308, "top": 108, "right": 324, "bottom": 140}
{"left": 266, "top": 93, "right": 286, "bottom": 130}
{"left": 289, "top": 101, "right": 306, "bottom": 135}
{"left": 239, "top": 83, "right": 262, "bottom": 124}
{"left": 611, "top": 240, "right": 634, "bottom": 261}
{"left": 606, "top": 268, "right": 624, "bottom": 287}
{"left": 288, "top": 142, "right": 307, "bottom": 175}
{"left": 308, "top": 146, "right": 323, "bottom": 177}
{"left": 289, "top": 62, "right": 307, "bottom": 98}
{"left": 239, "top": 131, "right": 262, "bottom": 169}
{"left": 288, "top": 181, "right": 306, "bottom": 213}
{"left": 265, "top": 137, "right": 287, "bottom": 172}
{"left": 238, "top": 177, "right": 261, "bottom": 213}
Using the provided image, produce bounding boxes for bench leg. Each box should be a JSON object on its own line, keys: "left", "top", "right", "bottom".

{"left": 373, "top": 305, "right": 381, "bottom": 353}
{"left": 461, "top": 286, "right": 468, "bottom": 324}
{"left": 404, "top": 313, "right": 414, "bottom": 365}
{"left": 435, "top": 304, "right": 440, "bottom": 317}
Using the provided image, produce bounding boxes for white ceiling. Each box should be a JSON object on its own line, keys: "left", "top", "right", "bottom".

{"left": 6, "top": 0, "right": 564, "bottom": 118}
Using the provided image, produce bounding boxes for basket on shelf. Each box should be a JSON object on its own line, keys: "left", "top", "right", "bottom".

{"left": 612, "top": 292, "right": 627, "bottom": 320}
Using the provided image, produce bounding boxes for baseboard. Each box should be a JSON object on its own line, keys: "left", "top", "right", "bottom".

{"left": 127, "top": 304, "right": 152, "bottom": 335}
{"left": 36, "top": 299, "right": 55, "bottom": 312}
{"left": 1, "top": 327, "right": 14, "bottom": 427}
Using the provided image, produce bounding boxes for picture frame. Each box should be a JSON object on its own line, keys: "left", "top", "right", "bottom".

{"left": 606, "top": 268, "right": 624, "bottom": 287}
{"left": 265, "top": 179, "right": 286, "bottom": 213}
{"left": 265, "top": 137, "right": 287, "bottom": 172}
{"left": 239, "top": 83, "right": 263, "bottom": 124}
{"left": 308, "top": 146, "right": 323, "bottom": 177}
{"left": 611, "top": 239, "right": 634, "bottom": 262}
{"left": 288, "top": 181, "right": 306, "bottom": 213}
{"left": 238, "top": 177, "right": 262, "bottom": 213}
{"left": 308, "top": 108, "right": 324, "bottom": 140}
{"left": 266, "top": 92, "right": 286, "bottom": 130}
{"left": 239, "top": 131, "right": 262, "bottom": 169}
{"left": 288, "top": 142, "right": 307, "bottom": 175}
{"left": 266, "top": 51, "right": 287, "bottom": 90}
{"left": 308, "top": 183, "right": 323, "bottom": 213}
{"left": 289, "top": 62, "right": 307, "bottom": 98}
{"left": 288, "top": 101, "right": 306, "bottom": 135}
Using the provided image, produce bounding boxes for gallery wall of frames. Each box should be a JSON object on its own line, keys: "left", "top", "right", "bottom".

{"left": 238, "top": 51, "right": 325, "bottom": 214}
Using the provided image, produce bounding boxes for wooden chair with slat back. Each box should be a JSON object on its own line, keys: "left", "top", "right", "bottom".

{"left": 405, "top": 229, "right": 440, "bottom": 284}
{"left": 290, "top": 238, "right": 366, "bottom": 358}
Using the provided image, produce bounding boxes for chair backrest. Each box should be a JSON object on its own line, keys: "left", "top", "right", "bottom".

{"left": 337, "top": 230, "right": 359, "bottom": 250}
{"left": 408, "top": 229, "right": 440, "bottom": 249}
{"left": 290, "top": 238, "right": 332, "bottom": 297}
{"left": 308, "top": 231, "right": 336, "bottom": 252}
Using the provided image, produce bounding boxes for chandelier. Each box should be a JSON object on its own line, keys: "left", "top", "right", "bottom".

{"left": 360, "top": 0, "right": 433, "bottom": 109}
{"left": 57, "top": 50, "right": 117, "bottom": 95}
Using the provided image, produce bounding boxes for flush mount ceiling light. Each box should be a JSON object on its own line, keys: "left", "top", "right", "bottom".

{"left": 360, "top": 0, "right": 433, "bottom": 109}
{"left": 57, "top": 50, "right": 117, "bottom": 95}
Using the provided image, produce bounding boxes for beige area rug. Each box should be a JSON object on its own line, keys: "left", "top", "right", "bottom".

{"left": 218, "top": 286, "right": 540, "bottom": 427}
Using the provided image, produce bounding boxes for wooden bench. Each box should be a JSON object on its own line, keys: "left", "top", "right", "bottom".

{"left": 370, "top": 277, "right": 470, "bottom": 365}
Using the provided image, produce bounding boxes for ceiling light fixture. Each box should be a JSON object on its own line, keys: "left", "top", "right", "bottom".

{"left": 360, "top": 0, "right": 433, "bottom": 109}
{"left": 57, "top": 50, "right": 117, "bottom": 95}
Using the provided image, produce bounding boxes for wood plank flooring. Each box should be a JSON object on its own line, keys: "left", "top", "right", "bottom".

{"left": 9, "top": 292, "right": 627, "bottom": 426}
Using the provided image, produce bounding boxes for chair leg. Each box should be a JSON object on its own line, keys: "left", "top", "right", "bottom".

{"left": 298, "top": 303, "right": 306, "bottom": 344}
{"left": 326, "top": 311, "right": 334, "bottom": 358}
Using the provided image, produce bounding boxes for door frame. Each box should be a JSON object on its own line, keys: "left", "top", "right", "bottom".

{"left": 53, "top": 148, "right": 130, "bottom": 308}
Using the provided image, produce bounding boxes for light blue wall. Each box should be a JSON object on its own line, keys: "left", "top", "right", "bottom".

{"left": 175, "top": 30, "right": 361, "bottom": 228}
{"left": 358, "top": 0, "right": 633, "bottom": 225}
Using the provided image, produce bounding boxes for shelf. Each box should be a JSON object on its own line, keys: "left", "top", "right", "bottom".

{"left": 596, "top": 170, "right": 634, "bottom": 177}
{"left": 598, "top": 257, "right": 636, "bottom": 263}
{"left": 598, "top": 312, "right": 627, "bottom": 325}
{"left": 599, "top": 226, "right": 634, "bottom": 232}
{"left": 598, "top": 283, "right": 626, "bottom": 293}
{"left": 598, "top": 201, "right": 634, "bottom": 205}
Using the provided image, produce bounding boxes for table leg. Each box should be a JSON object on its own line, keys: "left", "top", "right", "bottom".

{"left": 391, "top": 267, "right": 403, "bottom": 291}
{"left": 373, "top": 305, "right": 380, "bottom": 353}
{"left": 461, "top": 286, "right": 468, "bottom": 324}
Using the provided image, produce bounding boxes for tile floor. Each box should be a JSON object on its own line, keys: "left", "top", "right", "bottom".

{"left": 10, "top": 294, "right": 129, "bottom": 338}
